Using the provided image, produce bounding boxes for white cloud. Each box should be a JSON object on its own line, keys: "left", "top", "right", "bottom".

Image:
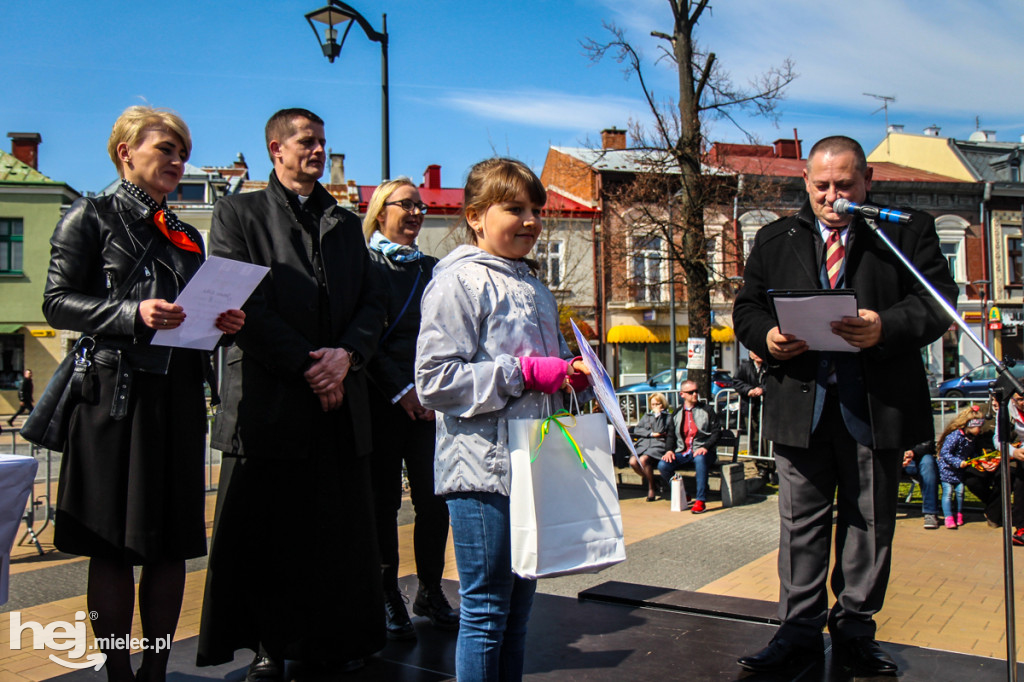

{"left": 440, "top": 89, "right": 649, "bottom": 132}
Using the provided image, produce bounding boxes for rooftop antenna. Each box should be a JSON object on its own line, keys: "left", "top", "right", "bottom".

{"left": 864, "top": 92, "right": 897, "bottom": 154}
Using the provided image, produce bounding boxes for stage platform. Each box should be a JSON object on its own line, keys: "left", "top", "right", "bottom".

{"left": 54, "top": 578, "right": 1018, "bottom": 681}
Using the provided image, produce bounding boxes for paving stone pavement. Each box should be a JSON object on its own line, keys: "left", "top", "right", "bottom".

{"left": 537, "top": 496, "right": 780, "bottom": 598}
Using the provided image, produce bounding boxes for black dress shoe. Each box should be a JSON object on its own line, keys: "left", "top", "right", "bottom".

{"left": 246, "top": 654, "right": 284, "bottom": 682}
{"left": 384, "top": 589, "right": 417, "bottom": 640}
{"left": 413, "top": 584, "right": 460, "bottom": 631}
{"left": 833, "top": 636, "right": 898, "bottom": 675}
{"left": 737, "top": 636, "right": 822, "bottom": 672}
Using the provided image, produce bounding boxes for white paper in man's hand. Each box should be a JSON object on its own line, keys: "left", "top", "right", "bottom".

{"left": 152, "top": 256, "right": 269, "bottom": 351}
{"left": 772, "top": 292, "right": 859, "bottom": 352}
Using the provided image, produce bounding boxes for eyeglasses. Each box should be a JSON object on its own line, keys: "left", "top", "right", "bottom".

{"left": 680, "top": 390, "right": 698, "bottom": 395}
{"left": 384, "top": 199, "right": 429, "bottom": 215}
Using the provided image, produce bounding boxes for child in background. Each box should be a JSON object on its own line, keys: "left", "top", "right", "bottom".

{"left": 415, "top": 158, "right": 590, "bottom": 681}
{"left": 937, "top": 406, "right": 987, "bottom": 529}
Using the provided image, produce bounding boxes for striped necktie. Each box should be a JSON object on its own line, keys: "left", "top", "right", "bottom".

{"left": 826, "top": 229, "right": 844, "bottom": 288}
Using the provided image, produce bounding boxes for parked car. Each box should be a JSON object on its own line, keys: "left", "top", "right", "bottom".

{"left": 616, "top": 368, "right": 733, "bottom": 402}
{"left": 937, "top": 362, "right": 1024, "bottom": 398}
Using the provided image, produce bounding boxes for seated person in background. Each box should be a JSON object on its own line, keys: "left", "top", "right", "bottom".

{"left": 902, "top": 440, "right": 939, "bottom": 529}
{"left": 629, "top": 392, "right": 671, "bottom": 502}
{"left": 997, "top": 393, "right": 1024, "bottom": 545}
{"left": 662, "top": 380, "right": 721, "bottom": 514}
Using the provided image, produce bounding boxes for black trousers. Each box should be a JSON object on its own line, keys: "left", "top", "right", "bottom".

{"left": 963, "top": 463, "right": 1024, "bottom": 528}
{"left": 773, "top": 393, "right": 900, "bottom": 646}
{"left": 369, "top": 395, "right": 449, "bottom": 591}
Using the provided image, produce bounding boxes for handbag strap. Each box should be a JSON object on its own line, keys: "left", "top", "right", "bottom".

{"left": 379, "top": 267, "right": 422, "bottom": 345}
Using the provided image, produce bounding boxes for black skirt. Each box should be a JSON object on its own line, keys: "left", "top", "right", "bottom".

{"left": 54, "top": 350, "right": 208, "bottom": 563}
{"left": 197, "top": 405, "right": 386, "bottom": 665}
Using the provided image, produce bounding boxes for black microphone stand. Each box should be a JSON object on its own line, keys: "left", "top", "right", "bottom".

{"left": 868, "top": 220, "right": 1023, "bottom": 681}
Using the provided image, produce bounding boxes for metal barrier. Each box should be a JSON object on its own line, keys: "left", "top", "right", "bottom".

{"left": 616, "top": 390, "right": 993, "bottom": 468}
{"left": 13, "top": 420, "right": 223, "bottom": 554}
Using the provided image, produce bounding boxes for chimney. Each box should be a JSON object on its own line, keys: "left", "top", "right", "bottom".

{"left": 772, "top": 138, "right": 801, "bottom": 159}
{"left": 923, "top": 125, "right": 941, "bottom": 137}
{"left": 329, "top": 152, "right": 345, "bottom": 185}
{"left": 600, "top": 128, "right": 627, "bottom": 150}
{"left": 8, "top": 132, "right": 41, "bottom": 169}
{"left": 983, "top": 130, "right": 997, "bottom": 142}
{"left": 887, "top": 124, "right": 904, "bottom": 133}
{"left": 423, "top": 164, "right": 441, "bottom": 189}
{"left": 234, "top": 152, "right": 247, "bottom": 170}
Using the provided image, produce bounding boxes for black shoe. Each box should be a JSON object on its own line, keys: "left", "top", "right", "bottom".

{"left": 384, "top": 589, "right": 416, "bottom": 640}
{"left": 340, "top": 658, "right": 364, "bottom": 674}
{"left": 737, "top": 636, "right": 822, "bottom": 672}
{"left": 833, "top": 636, "right": 898, "bottom": 675}
{"left": 413, "top": 584, "right": 460, "bottom": 631}
{"left": 246, "top": 654, "right": 283, "bottom": 682}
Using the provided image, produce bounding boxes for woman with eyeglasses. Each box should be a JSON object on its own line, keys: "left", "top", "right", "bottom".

{"left": 629, "top": 392, "right": 671, "bottom": 501}
{"left": 362, "top": 178, "right": 458, "bottom": 640}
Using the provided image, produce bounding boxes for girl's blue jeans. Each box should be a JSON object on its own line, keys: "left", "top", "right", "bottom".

{"left": 446, "top": 491, "right": 537, "bottom": 682}
{"left": 941, "top": 481, "right": 965, "bottom": 518}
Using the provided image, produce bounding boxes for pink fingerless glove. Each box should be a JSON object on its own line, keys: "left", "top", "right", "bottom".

{"left": 519, "top": 356, "right": 569, "bottom": 394}
{"left": 567, "top": 356, "right": 590, "bottom": 391}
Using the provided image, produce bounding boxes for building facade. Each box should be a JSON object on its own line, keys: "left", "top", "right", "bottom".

{"left": 0, "top": 133, "right": 79, "bottom": 413}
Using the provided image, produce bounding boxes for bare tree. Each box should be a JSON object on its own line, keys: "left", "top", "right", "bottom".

{"left": 584, "top": 0, "right": 796, "bottom": 392}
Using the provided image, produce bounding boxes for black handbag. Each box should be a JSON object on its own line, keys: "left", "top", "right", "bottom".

{"left": 20, "top": 336, "right": 95, "bottom": 452}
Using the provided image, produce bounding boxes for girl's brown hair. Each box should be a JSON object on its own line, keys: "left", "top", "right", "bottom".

{"left": 461, "top": 158, "right": 546, "bottom": 244}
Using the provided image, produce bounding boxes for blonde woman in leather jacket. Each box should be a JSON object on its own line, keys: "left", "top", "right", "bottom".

{"left": 42, "top": 106, "right": 244, "bottom": 682}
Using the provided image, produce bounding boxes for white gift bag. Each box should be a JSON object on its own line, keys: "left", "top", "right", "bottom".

{"left": 670, "top": 474, "right": 690, "bottom": 512}
{"left": 508, "top": 403, "right": 626, "bottom": 579}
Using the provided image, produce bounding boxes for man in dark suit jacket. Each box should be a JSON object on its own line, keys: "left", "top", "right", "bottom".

{"left": 197, "top": 108, "right": 386, "bottom": 679}
{"left": 733, "top": 136, "right": 956, "bottom": 676}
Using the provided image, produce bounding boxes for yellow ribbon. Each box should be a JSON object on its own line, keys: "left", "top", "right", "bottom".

{"left": 533, "top": 409, "right": 587, "bottom": 469}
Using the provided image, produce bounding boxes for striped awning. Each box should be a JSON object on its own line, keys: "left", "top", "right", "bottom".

{"left": 606, "top": 324, "right": 659, "bottom": 344}
{"left": 711, "top": 325, "right": 735, "bottom": 343}
{"left": 652, "top": 326, "right": 689, "bottom": 343}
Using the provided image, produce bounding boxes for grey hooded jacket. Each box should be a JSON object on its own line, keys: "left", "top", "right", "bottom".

{"left": 415, "top": 245, "right": 575, "bottom": 496}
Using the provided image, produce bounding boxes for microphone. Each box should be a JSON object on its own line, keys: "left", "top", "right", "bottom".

{"left": 833, "top": 198, "right": 912, "bottom": 224}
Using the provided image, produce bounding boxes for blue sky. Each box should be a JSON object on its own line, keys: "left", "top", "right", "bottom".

{"left": 3, "top": 0, "right": 1022, "bottom": 194}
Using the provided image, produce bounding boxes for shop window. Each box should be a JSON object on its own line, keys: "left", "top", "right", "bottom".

{"left": 0, "top": 334, "right": 24, "bottom": 390}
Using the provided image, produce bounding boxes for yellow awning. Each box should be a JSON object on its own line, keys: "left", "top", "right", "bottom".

{"left": 606, "top": 325, "right": 659, "bottom": 344}
{"left": 711, "top": 325, "right": 735, "bottom": 343}
{"left": 652, "top": 325, "right": 689, "bottom": 343}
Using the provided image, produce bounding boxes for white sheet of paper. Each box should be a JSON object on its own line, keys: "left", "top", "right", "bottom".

{"left": 152, "top": 256, "right": 269, "bottom": 351}
{"left": 773, "top": 294, "right": 859, "bottom": 352}
{"left": 571, "top": 319, "right": 637, "bottom": 458}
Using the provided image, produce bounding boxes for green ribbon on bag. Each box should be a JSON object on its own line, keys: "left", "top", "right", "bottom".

{"left": 533, "top": 409, "right": 587, "bottom": 469}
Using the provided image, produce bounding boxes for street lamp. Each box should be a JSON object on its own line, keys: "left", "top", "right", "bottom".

{"left": 305, "top": 1, "right": 390, "bottom": 179}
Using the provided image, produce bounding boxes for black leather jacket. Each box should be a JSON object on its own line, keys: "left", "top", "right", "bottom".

{"left": 43, "top": 185, "right": 206, "bottom": 374}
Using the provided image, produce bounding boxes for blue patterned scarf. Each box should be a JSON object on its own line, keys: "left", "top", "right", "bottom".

{"left": 369, "top": 230, "right": 423, "bottom": 263}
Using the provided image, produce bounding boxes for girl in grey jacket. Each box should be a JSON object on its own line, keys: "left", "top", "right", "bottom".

{"left": 416, "top": 158, "right": 587, "bottom": 681}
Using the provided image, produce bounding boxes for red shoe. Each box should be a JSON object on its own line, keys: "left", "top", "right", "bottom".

{"left": 1013, "top": 529, "right": 1024, "bottom": 547}
{"left": 691, "top": 500, "right": 706, "bottom": 514}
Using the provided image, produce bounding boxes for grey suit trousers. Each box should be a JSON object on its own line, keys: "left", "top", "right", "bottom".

{"left": 773, "top": 392, "right": 901, "bottom": 646}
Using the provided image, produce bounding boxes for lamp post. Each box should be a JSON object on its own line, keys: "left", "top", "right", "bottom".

{"left": 305, "top": 1, "right": 390, "bottom": 180}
